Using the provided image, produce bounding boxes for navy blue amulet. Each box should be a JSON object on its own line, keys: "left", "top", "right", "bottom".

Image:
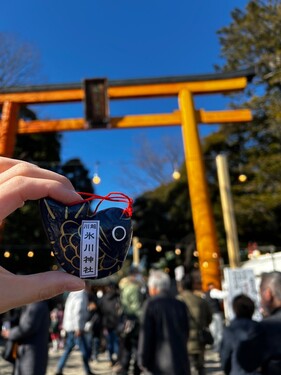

{"left": 40, "top": 192, "right": 133, "bottom": 279}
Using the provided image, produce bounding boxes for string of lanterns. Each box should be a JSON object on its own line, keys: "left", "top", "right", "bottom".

{"left": 91, "top": 161, "right": 182, "bottom": 185}
{"left": 2, "top": 250, "right": 55, "bottom": 259}
{"left": 132, "top": 237, "right": 200, "bottom": 257}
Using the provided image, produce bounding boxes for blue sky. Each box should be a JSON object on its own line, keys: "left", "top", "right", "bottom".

{"left": 1, "top": 0, "right": 249, "bottom": 199}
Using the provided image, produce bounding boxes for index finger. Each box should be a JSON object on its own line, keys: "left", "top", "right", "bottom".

{"left": 0, "top": 160, "right": 75, "bottom": 191}
{"left": 0, "top": 176, "right": 83, "bottom": 221}
{"left": 0, "top": 156, "right": 28, "bottom": 173}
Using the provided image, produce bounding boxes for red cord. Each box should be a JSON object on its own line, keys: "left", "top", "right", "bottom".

{"left": 69, "top": 192, "right": 133, "bottom": 217}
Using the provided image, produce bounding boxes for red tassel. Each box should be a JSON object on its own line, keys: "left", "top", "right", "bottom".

{"left": 69, "top": 192, "right": 133, "bottom": 217}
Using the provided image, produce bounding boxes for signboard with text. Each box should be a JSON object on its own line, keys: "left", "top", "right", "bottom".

{"left": 223, "top": 267, "right": 262, "bottom": 321}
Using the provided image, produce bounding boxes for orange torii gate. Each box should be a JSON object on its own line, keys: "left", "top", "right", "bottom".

{"left": 0, "top": 69, "right": 254, "bottom": 289}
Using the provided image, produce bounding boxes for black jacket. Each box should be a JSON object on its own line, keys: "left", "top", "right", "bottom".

{"left": 138, "top": 291, "right": 191, "bottom": 375}
{"left": 9, "top": 301, "right": 50, "bottom": 375}
{"left": 237, "top": 308, "right": 281, "bottom": 375}
{"left": 220, "top": 318, "right": 260, "bottom": 375}
{"left": 99, "top": 290, "right": 121, "bottom": 330}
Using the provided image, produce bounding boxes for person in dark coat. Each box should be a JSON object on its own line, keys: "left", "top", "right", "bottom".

{"left": 99, "top": 282, "right": 120, "bottom": 365}
{"left": 177, "top": 275, "right": 212, "bottom": 375}
{"left": 220, "top": 294, "right": 260, "bottom": 375}
{"left": 114, "top": 267, "right": 144, "bottom": 375}
{"left": 85, "top": 297, "right": 102, "bottom": 361}
{"left": 138, "top": 270, "right": 191, "bottom": 375}
{"left": 237, "top": 271, "right": 281, "bottom": 375}
{"left": 1, "top": 300, "right": 50, "bottom": 375}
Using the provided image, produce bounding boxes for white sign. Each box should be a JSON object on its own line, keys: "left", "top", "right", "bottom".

{"left": 223, "top": 267, "right": 262, "bottom": 321}
{"left": 80, "top": 220, "right": 100, "bottom": 278}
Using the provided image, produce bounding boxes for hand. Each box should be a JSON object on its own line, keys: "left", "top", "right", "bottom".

{"left": 75, "top": 330, "right": 82, "bottom": 337}
{"left": 0, "top": 157, "right": 85, "bottom": 313}
{"left": 0, "top": 157, "right": 83, "bottom": 221}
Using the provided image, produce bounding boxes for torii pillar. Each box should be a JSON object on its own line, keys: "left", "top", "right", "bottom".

{"left": 0, "top": 101, "right": 20, "bottom": 157}
{"left": 179, "top": 89, "right": 221, "bottom": 288}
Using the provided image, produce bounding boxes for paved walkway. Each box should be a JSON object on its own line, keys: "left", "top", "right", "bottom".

{"left": 0, "top": 346, "right": 224, "bottom": 374}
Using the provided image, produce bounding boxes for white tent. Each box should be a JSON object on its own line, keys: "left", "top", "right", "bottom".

{"left": 241, "top": 251, "right": 281, "bottom": 277}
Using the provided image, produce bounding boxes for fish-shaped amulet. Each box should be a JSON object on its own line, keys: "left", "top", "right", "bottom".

{"left": 40, "top": 193, "right": 133, "bottom": 279}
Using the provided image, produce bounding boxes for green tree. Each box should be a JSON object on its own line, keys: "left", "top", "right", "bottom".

{"left": 207, "top": 0, "right": 281, "bottom": 253}
{"left": 60, "top": 158, "right": 93, "bottom": 192}
{"left": 133, "top": 164, "right": 196, "bottom": 271}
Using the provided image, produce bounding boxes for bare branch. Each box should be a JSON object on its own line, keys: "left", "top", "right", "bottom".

{"left": 118, "top": 134, "right": 183, "bottom": 195}
{"left": 0, "top": 33, "right": 41, "bottom": 87}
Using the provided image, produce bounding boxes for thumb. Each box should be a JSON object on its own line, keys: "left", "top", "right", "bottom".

{"left": 0, "top": 271, "right": 85, "bottom": 313}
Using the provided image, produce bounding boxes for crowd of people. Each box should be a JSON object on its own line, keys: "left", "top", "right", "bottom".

{"left": 2, "top": 260, "right": 281, "bottom": 375}
{"left": 1, "top": 269, "right": 281, "bottom": 375}
{"left": 1, "top": 158, "right": 281, "bottom": 375}
{"left": 3, "top": 267, "right": 281, "bottom": 375}
{"left": 0, "top": 267, "right": 200, "bottom": 375}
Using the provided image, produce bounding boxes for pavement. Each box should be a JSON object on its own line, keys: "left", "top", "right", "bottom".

{"left": 0, "top": 346, "right": 224, "bottom": 375}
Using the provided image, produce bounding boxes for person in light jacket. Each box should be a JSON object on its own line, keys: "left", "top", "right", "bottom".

{"left": 55, "top": 288, "right": 95, "bottom": 375}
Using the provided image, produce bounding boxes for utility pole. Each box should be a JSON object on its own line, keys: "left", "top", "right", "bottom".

{"left": 132, "top": 236, "right": 140, "bottom": 267}
{"left": 216, "top": 154, "right": 240, "bottom": 268}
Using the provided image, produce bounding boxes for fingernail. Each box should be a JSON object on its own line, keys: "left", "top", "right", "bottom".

{"left": 66, "top": 278, "right": 85, "bottom": 291}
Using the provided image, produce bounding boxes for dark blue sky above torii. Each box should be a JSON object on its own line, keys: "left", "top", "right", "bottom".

{"left": 1, "top": 0, "right": 249, "bottom": 200}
